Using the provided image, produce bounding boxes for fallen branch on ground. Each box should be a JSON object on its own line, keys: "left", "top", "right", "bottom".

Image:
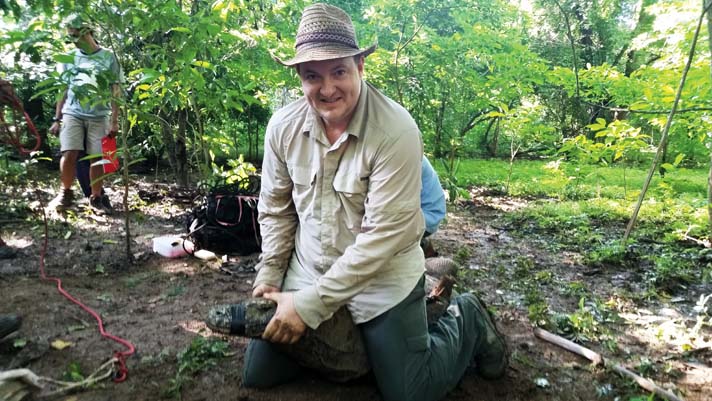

{"left": 533, "top": 327, "right": 685, "bottom": 401}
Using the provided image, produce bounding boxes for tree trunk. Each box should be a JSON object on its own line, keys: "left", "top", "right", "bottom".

{"left": 176, "top": 110, "right": 189, "bottom": 188}
{"left": 551, "top": 0, "right": 580, "bottom": 99}
{"left": 433, "top": 89, "right": 448, "bottom": 159}
{"left": 481, "top": 118, "right": 497, "bottom": 156}
{"left": 706, "top": 0, "right": 712, "bottom": 232}
{"left": 159, "top": 110, "right": 177, "bottom": 172}
{"left": 572, "top": 2, "right": 594, "bottom": 66}
{"left": 489, "top": 119, "right": 501, "bottom": 157}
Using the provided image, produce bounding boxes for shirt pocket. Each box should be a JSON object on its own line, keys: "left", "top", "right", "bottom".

{"left": 289, "top": 164, "right": 315, "bottom": 212}
{"left": 332, "top": 172, "right": 368, "bottom": 233}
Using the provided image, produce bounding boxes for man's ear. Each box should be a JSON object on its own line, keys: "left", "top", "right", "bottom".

{"left": 356, "top": 56, "right": 364, "bottom": 76}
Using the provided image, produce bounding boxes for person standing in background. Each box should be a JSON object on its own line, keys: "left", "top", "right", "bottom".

{"left": 49, "top": 13, "right": 121, "bottom": 215}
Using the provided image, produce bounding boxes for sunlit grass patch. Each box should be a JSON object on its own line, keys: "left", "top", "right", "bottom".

{"left": 454, "top": 158, "right": 710, "bottom": 294}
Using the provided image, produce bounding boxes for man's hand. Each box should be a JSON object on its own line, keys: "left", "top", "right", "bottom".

{"left": 252, "top": 284, "right": 279, "bottom": 298}
{"left": 108, "top": 121, "right": 119, "bottom": 139}
{"left": 50, "top": 122, "right": 61, "bottom": 136}
{"left": 261, "top": 292, "right": 306, "bottom": 344}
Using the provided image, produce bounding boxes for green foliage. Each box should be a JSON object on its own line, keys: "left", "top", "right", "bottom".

{"left": 553, "top": 297, "right": 617, "bottom": 343}
{"left": 584, "top": 242, "right": 631, "bottom": 268}
{"left": 0, "top": 149, "right": 41, "bottom": 185}
{"left": 63, "top": 361, "right": 85, "bottom": 382}
{"left": 438, "top": 157, "right": 469, "bottom": 203}
{"left": 522, "top": 284, "right": 550, "bottom": 327}
{"left": 201, "top": 153, "right": 257, "bottom": 190}
{"left": 166, "top": 336, "right": 229, "bottom": 399}
{"left": 561, "top": 281, "right": 588, "bottom": 298}
{"left": 643, "top": 251, "right": 696, "bottom": 293}
{"left": 2, "top": 0, "right": 711, "bottom": 186}
{"left": 453, "top": 246, "right": 471, "bottom": 267}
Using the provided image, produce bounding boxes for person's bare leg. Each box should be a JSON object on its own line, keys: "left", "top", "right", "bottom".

{"left": 89, "top": 164, "right": 103, "bottom": 197}
{"left": 60, "top": 150, "right": 80, "bottom": 190}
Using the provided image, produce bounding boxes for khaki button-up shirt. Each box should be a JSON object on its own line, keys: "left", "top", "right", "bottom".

{"left": 254, "top": 81, "right": 425, "bottom": 329}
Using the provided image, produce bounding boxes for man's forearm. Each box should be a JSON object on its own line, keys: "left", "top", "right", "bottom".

{"left": 54, "top": 92, "right": 67, "bottom": 120}
{"left": 253, "top": 213, "right": 298, "bottom": 289}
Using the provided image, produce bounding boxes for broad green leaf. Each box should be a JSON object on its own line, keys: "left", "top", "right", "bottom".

{"left": 485, "top": 111, "right": 504, "bottom": 118}
{"left": 167, "top": 27, "right": 191, "bottom": 34}
{"left": 673, "top": 153, "right": 685, "bottom": 166}
{"left": 192, "top": 60, "right": 213, "bottom": 69}
{"left": 53, "top": 54, "right": 75, "bottom": 63}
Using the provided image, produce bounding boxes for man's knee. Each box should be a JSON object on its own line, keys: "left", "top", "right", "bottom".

{"left": 242, "top": 339, "right": 300, "bottom": 388}
{"left": 61, "top": 150, "right": 80, "bottom": 161}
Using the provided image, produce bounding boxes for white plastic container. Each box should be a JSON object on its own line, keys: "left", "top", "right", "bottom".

{"left": 152, "top": 236, "right": 193, "bottom": 258}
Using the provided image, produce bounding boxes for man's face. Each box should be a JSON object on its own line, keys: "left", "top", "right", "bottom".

{"left": 297, "top": 56, "right": 364, "bottom": 130}
{"left": 66, "top": 28, "right": 90, "bottom": 48}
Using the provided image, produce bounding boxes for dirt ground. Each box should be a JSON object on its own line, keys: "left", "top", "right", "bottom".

{"left": 0, "top": 171, "right": 710, "bottom": 401}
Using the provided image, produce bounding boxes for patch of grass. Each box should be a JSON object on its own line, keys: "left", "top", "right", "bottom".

{"left": 560, "top": 281, "right": 588, "bottom": 298}
{"left": 534, "top": 270, "right": 553, "bottom": 284}
{"left": 166, "top": 283, "right": 186, "bottom": 298}
{"left": 63, "top": 361, "right": 85, "bottom": 382}
{"left": 449, "top": 159, "right": 707, "bottom": 200}
{"left": 521, "top": 285, "right": 550, "bottom": 327}
{"left": 634, "top": 357, "right": 656, "bottom": 377}
{"left": 166, "top": 337, "right": 229, "bottom": 399}
{"left": 552, "top": 297, "right": 618, "bottom": 343}
{"left": 453, "top": 246, "right": 471, "bottom": 267}
{"left": 513, "top": 256, "right": 535, "bottom": 279}
{"left": 584, "top": 242, "right": 631, "bottom": 268}
{"left": 643, "top": 251, "right": 697, "bottom": 293}
{"left": 123, "top": 271, "right": 158, "bottom": 288}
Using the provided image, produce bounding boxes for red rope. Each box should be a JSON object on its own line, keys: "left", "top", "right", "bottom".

{"left": 0, "top": 80, "right": 41, "bottom": 155}
{"left": 38, "top": 205, "right": 135, "bottom": 382}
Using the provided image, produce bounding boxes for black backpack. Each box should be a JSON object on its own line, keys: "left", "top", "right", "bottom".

{"left": 186, "top": 177, "right": 261, "bottom": 255}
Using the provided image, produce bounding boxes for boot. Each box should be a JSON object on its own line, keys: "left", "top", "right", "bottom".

{"left": 0, "top": 245, "right": 16, "bottom": 260}
{"left": 424, "top": 257, "right": 460, "bottom": 324}
{"left": 50, "top": 188, "right": 74, "bottom": 212}
{"left": 426, "top": 275, "right": 455, "bottom": 324}
{"left": 0, "top": 314, "right": 22, "bottom": 339}
{"left": 425, "top": 256, "right": 458, "bottom": 279}
{"left": 206, "top": 298, "right": 275, "bottom": 337}
{"left": 464, "top": 293, "right": 509, "bottom": 379}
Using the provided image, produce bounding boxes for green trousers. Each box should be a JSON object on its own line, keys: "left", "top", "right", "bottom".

{"left": 242, "top": 277, "right": 483, "bottom": 401}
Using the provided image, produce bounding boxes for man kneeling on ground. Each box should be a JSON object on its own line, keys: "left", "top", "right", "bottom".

{"left": 237, "top": 4, "right": 508, "bottom": 401}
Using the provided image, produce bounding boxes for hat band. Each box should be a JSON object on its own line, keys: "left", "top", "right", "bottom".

{"left": 295, "top": 32, "right": 359, "bottom": 50}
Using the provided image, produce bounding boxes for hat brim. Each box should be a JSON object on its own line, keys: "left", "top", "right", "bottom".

{"left": 274, "top": 43, "right": 377, "bottom": 67}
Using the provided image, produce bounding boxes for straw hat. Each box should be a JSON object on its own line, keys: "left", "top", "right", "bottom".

{"left": 275, "top": 3, "right": 377, "bottom": 66}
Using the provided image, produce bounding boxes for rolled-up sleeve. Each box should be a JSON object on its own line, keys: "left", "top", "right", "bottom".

{"left": 253, "top": 121, "right": 298, "bottom": 289}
